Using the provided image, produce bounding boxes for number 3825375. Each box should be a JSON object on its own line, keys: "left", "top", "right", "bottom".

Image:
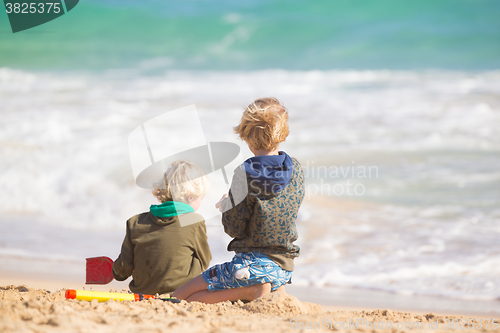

{"left": 5, "top": 2, "right": 62, "bottom": 14}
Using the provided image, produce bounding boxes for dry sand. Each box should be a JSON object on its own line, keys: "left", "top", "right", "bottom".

{"left": 1, "top": 285, "right": 497, "bottom": 333}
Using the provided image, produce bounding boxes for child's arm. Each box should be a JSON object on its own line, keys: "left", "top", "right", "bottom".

{"left": 221, "top": 168, "right": 253, "bottom": 238}
{"left": 112, "top": 219, "right": 134, "bottom": 281}
{"left": 193, "top": 222, "right": 212, "bottom": 271}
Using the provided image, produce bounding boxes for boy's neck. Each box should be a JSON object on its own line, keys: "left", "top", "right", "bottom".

{"left": 250, "top": 146, "right": 280, "bottom": 156}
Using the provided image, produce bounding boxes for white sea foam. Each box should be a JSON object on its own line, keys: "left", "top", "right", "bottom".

{"left": 1, "top": 67, "right": 499, "bottom": 301}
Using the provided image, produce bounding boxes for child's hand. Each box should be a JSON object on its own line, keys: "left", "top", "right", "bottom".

{"left": 215, "top": 194, "right": 228, "bottom": 212}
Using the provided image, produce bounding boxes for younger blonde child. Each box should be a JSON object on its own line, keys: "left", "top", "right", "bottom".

{"left": 113, "top": 160, "right": 212, "bottom": 295}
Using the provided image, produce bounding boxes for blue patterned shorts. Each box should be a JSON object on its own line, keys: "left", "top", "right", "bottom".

{"left": 202, "top": 252, "right": 292, "bottom": 292}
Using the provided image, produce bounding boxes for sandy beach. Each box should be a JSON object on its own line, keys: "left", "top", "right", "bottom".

{"left": 1, "top": 194, "right": 499, "bottom": 332}
{"left": 1, "top": 282, "right": 498, "bottom": 333}
{"left": 2, "top": 0, "right": 500, "bottom": 331}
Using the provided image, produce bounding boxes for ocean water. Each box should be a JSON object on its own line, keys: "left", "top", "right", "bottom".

{"left": 1, "top": 0, "right": 500, "bottom": 70}
{"left": 1, "top": 0, "right": 500, "bottom": 306}
{"left": 1, "top": 68, "right": 499, "bottom": 302}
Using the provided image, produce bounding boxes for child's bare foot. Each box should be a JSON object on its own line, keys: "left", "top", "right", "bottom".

{"left": 273, "top": 285, "right": 286, "bottom": 294}
{"left": 242, "top": 282, "right": 271, "bottom": 301}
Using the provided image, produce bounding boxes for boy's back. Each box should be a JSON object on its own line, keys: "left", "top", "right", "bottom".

{"left": 222, "top": 154, "right": 305, "bottom": 271}
{"left": 113, "top": 211, "right": 211, "bottom": 295}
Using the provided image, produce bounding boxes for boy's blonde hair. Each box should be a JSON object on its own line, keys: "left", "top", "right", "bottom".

{"left": 152, "top": 160, "right": 210, "bottom": 204}
{"left": 234, "top": 97, "right": 289, "bottom": 151}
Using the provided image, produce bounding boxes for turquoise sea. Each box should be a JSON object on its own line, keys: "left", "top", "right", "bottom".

{"left": 1, "top": 0, "right": 500, "bottom": 309}
{"left": 1, "top": 0, "right": 500, "bottom": 70}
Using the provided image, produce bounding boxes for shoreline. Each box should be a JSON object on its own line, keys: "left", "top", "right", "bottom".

{"left": 287, "top": 285, "right": 500, "bottom": 318}
{"left": 1, "top": 264, "right": 498, "bottom": 318}
{"left": 1, "top": 255, "right": 499, "bottom": 332}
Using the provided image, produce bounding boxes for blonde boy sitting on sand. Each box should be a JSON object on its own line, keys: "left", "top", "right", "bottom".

{"left": 112, "top": 160, "right": 212, "bottom": 295}
{"left": 174, "top": 97, "right": 305, "bottom": 303}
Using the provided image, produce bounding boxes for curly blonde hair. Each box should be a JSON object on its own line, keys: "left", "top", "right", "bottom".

{"left": 233, "top": 97, "right": 289, "bottom": 151}
{"left": 152, "top": 160, "right": 210, "bottom": 204}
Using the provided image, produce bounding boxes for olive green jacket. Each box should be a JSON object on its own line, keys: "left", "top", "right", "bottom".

{"left": 112, "top": 211, "right": 211, "bottom": 295}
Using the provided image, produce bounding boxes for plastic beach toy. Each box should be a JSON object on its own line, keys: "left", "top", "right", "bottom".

{"left": 86, "top": 256, "right": 114, "bottom": 284}
{"left": 65, "top": 289, "right": 180, "bottom": 303}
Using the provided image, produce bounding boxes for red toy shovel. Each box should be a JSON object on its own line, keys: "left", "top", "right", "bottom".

{"left": 86, "top": 256, "right": 114, "bottom": 284}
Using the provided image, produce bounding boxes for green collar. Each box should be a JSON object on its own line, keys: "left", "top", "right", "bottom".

{"left": 150, "top": 201, "right": 194, "bottom": 218}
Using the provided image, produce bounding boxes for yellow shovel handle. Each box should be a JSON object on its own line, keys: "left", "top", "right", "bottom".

{"left": 65, "top": 289, "right": 137, "bottom": 302}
